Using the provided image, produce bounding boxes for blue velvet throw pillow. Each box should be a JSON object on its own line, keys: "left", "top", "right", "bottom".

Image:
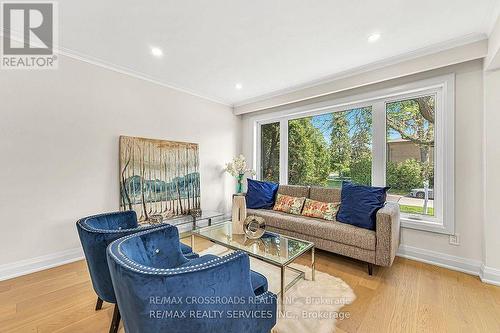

{"left": 336, "top": 181, "right": 389, "bottom": 230}
{"left": 245, "top": 179, "right": 279, "bottom": 209}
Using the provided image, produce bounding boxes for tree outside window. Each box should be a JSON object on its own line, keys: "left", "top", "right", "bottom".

{"left": 260, "top": 122, "right": 280, "bottom": 183}
{"left": 287, "top": 107, "right": 372, "bottom": 188}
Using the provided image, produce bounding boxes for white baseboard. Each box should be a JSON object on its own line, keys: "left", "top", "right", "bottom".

{"left": 0, "top": 247, "right": 84, "bottom": 282}
{"left": 397, "top": 245, "right": 500, "bottom": 286}
{"left": 397, "top": 244, "right": 483, "bottom": 277}
{"left": 479, "top": 264, "right": 500, "bottom": 286}
{"left": 2, "top": 243, "right": 500, "bottom": 287}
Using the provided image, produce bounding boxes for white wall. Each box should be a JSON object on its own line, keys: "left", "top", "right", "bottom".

{"left": 486, "top": 15, "right": 500, "bottom": 70}
{"left": 0, "top": 55, "right": 240, "bottom": 268}
{"left": 483, "top": 68, "right": 500, "bottom": 272}
{"left": 480, "top": 14, "right": 500, "bottom": 283}
{"left": 241, "top": 60, "right": 484, "bottom": 264}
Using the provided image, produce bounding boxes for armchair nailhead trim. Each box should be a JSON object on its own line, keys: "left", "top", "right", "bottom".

{"left": 108, "top": 228, "right": 246, "bottom": 276}
{"left": 77, "top": 211, "right": 167, "bottom": 234}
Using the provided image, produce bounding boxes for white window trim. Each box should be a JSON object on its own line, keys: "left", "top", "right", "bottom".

{"left": 254, "top": 74, "right": 455, "bottom": 235}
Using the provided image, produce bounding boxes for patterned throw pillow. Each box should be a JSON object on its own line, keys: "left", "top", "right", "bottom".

{"left": 273, "top": 194, "right": 306, "bottom": 215}
{"left": 301, "top": 198, "right": 339, "bottom": 221}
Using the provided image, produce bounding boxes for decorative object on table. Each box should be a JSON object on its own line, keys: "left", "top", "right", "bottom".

{"left": 189, "top": 208, "right": 202, "bottom": 218}
{"left": 224, "top": 154, "right": 255, "bottom": 194}
{"left": 148, "top": 214, "right": 163, "bottom": 225}
{"left": 273, "top": 193, "right": 306, "bottom": 215}
{"left": 119, "top": 136, "right": 201, "bottom": 222}
{"left": 246, "top": 179, "right": 279, "bottom": 209}
{"left": 244, "top": 215, "right": 266, "bottom": 239}
{"left": 336, "top": 181, "right": 389, "bottom": 230}
{"left": 231, "top": 194, "right": 247, "bottom": 234}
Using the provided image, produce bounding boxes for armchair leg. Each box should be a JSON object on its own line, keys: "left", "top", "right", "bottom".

{"left": 95, "top": 297, "right": 103, "bottom": 311}
{"left": 109, "top": 304, "right": 121, "bottom": 333}
{"left": 368, "top": 263, "right": 373, "bottom": 276}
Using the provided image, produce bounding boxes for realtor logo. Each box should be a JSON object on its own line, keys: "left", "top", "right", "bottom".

{"left": 1, "top": 2, "right": 58, "bottom": 69}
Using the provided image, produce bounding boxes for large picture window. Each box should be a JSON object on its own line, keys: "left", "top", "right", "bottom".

{"left": 386, "top": 95, "right": 435, "bottom": 217}
{"left": 255, "top": 75, "right": 454, "bottom": 234}
{"left": 287, "top": 107, "right": 372, "bottom": 188}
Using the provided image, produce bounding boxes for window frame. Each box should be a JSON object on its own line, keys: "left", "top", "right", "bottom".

{"left": 254, "top": 74, "right": 455, "bottom": 235}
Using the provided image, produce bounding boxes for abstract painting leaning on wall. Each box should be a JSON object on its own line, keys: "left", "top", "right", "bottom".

{"left": 119, "top": 136, "right": 201, "bottom": 222}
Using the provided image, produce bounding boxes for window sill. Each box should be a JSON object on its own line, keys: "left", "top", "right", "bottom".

{"left": 401, "top": 217, "right": 454, "bottom": 235}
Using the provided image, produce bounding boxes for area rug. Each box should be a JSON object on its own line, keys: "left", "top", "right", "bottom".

{"left": 200, "top": 245, "right": 356, "bottom": 333}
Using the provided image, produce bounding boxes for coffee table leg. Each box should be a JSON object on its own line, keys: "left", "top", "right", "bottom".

{"left": 191, "top": 234, "right": 195, "bottom": 249}
{"left": 281, "top": 266, "right": 285, "bottom": 312}
{"left": 311, "top": 247, "right": 315, "bottom": 281}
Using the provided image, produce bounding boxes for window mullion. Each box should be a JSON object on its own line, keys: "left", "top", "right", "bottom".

{"left": 279, "top": 119, "right": 288, "bottom": 184}
{"left": 255, "top": 122, "right": 261, "bottom": 180}
{"left": 372, "top": 101, "right": 386, "bottom": 187}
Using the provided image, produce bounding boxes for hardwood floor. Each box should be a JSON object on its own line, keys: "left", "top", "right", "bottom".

{"left": 1, "top": 237, "right": 499, "bottom": 333}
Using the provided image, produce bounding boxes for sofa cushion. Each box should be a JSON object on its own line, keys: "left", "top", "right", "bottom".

{"left": 247, "top": 208, "right": 376, "bottom": 250}
{"left": 309, "top": 186, "right": 341, "bottom": 203}
{"left": 277, "top": 185, "right": 310, "bottom": 198}
{"left": 273, "top": 193, "right": 306, "bottom": 215}
{"left": 245, "top": 179, "right": 279, "bottom": 209}
{"left": 337, "top": 182, "right": 389, "bottom": 230}
{"left": 301, "top": 198, "right": 339, "bottom": 221}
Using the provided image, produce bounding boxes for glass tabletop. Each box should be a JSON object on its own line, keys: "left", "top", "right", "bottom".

{"left": 192, "top": 210, "right": 225, "bottom": 221}
{"left": 192, "top": 220, "right": 314, "bottom": 266}
{"left": 139, "top": 211, "right": 224, "bottom": 227}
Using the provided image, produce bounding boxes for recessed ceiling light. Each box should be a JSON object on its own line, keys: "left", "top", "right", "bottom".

{"left": 235, "top": 83, "right": 243, "bottom": 90}
{"left": 368, "top": 33, "right": 381, "bottom": 43}
{"left": 151, "top": 47, "right": 163, "bottom": 57}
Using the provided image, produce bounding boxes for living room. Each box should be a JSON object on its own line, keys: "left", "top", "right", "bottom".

{"left": 1, "top": 1, "right": 500, "bottom": 332}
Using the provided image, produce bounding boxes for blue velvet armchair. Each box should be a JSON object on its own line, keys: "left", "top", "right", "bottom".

{"left": 107, "top": 224, "right": 277, "bottom": 333}
{"left": 76, "top": 211, "right": 197, "bottom": 333}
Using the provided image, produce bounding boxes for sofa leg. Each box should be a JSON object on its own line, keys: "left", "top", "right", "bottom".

{"left": 95, "top": 297, "right": 103, "bottom": 311}
{"left": 109, "top": 304, "right": 121, "bottom": 333}
{"left": 367, "top": 263, "right": 373, "bottom": 276}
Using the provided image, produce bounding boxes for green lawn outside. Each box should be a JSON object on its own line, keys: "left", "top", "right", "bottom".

{"left": 387, "top": 188, "right": 411, "bottom": 196}
{"left": 399, "top": 204, "right": 434, "bottom": 215}
{"left": 326, "top": 179, "right": 342, "bottom": 188}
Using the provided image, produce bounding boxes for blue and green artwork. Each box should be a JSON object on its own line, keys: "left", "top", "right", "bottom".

{"left": 119, "top": 136, "right": 201, "bottom": 222}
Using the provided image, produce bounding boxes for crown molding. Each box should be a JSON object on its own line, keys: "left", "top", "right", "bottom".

{"left": 56, "top": 47, "right": 232, "bottom": 106}
{"left": 233, "top": 34, "right": 487, "bottom": 114}
{"left": 1, "top": 28, "right": 489, "bottom": 112}
{"left": 0, "top": 29, "right": 232, "bottom": 107}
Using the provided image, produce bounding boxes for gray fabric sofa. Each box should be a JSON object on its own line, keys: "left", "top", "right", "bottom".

{"left": 247, "top": 185, "right": 400, "bottom": 275}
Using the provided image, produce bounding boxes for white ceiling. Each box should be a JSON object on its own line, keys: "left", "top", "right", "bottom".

{"left": 59, "top": 0, "right": 500, "bottom": 105}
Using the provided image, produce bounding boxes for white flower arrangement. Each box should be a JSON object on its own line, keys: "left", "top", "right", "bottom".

{"left": 224, "top": 154, "right": 256, "bottom": 178}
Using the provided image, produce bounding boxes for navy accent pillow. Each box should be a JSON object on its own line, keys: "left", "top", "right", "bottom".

{"left": 336, "top": 182, "right": 389, "bottom": 230}
{"left": 245, "top": 179, "right": 279, "bottom": 209}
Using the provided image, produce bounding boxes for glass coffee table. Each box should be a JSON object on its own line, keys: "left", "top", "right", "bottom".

{"left": 192, "top": 220, "right": 315, "bottom": 310}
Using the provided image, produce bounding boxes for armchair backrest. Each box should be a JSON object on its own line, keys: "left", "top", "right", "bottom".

{"left": 107, "top": 225, "right": 277, "bottom": 333}
{"left": 118, "top": 224, "right": 187, "bottom": 269}
{"left": 76, "top": 210, "right": 143, "bottom": 303}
